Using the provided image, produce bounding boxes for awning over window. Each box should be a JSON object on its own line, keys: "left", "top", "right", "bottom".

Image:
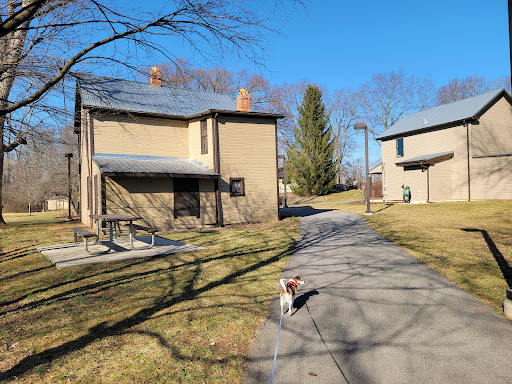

{"left": 93, "top": 154, "right": 219, "bottom": 178}
{"left": 396, "top": 151, "right": 454, "bottom": 167}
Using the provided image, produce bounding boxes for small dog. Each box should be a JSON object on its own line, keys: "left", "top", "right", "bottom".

{"left": 280, "top": 276, "right": 305, "bottom": 316}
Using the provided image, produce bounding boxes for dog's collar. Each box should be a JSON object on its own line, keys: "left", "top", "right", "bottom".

{"left": 287, "top": 280, "right": 298, "bottom": 289}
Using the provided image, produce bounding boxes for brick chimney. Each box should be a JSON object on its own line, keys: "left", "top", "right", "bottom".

{"left": 236, "top": 88, "right": 251, "bottom": 112}
{"left": 149, "top": 66, "right": 162, "bottom": 87}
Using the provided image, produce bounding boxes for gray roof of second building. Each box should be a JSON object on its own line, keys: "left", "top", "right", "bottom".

{"left": 93, "top": 154, "right": 219, "bottom": 177}
{"left": 377, "top": 89, "right": 509, "bottom": 140}
{"left": 78, "top": 74, "right": 236, "bottom": 117}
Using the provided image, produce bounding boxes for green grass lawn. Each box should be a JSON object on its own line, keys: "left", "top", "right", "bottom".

{"left": 310, "top": 199, "right": 512, "bottom": 313}
{"left": 0, "top": 218, "right": 299, "bottom": 383}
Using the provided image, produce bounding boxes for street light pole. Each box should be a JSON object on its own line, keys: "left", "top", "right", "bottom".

{"left": 354, "top": 122, "right": 374, "bottom": 216}
{"left": 64, "top": 153, "right": 73, "bottom": 221}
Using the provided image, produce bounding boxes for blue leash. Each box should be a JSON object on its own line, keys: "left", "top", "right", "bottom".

{"left": 270, "top": 309, "right": 284, "bottom": 384}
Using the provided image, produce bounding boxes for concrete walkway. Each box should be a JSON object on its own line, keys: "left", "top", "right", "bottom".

{"left": 244, "top": 210, "right": 512, "bottom": 384}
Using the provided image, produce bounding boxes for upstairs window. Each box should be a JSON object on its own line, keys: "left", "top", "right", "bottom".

{"left": 230, "top": 178, "right": 245, "bottom": 197}
{"left": 200, "top": 119, "right": 208, "bottom": 154}
{"left": 396, "top": 138, "right": 404, "bottom": 157}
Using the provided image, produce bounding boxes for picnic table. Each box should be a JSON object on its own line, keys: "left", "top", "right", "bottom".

{"left": 72, "top": 214, "right": 158, "bottom": 254}
{"left": 90, "top": 214, "right": 141, "bottom": 243}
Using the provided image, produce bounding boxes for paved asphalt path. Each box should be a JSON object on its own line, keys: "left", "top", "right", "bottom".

{"left": 244, "top": 209, "right": 512, "bottom": 384}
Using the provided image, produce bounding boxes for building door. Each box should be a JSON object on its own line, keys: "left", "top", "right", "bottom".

{"left": 174, "top": 178, "right": 200, "bottom": 218}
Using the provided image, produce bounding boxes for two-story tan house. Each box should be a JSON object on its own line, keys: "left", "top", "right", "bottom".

{"left": 377, "top": 89, "right": 512, "bottom": 202}
{"left": 74, "top": 70, "right": 282, "bottom": 229}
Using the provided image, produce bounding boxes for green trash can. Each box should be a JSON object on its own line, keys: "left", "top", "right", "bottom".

{"left": 402, "top": 185, "right": 411, "bottom": 203}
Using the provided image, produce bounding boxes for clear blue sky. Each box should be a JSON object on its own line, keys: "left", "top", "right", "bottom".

{"left": 135, "top": 0, "right": 510, "bottom": 90}
{"left": 262, "top": 0, "right": 509, "bottom": 91}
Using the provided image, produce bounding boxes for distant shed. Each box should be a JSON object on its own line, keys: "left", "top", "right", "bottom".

{"left": 47, "top": 196, "right": 69, "bottom": 211}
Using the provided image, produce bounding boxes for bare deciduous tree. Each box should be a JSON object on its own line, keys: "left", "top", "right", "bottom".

{"left": 266, "top": 80, "right": 307, "bottom": 151}
{"left": 327, "top": 88, "right": 362, "bottom": 184}
{"left": 436, "top": 75, "right": 512, "bottom": 105}
{"left": 155, "top": 59, "right": 275, "bottom": 110}
{"left": 3, "top": 125, "right": 78, "bottom": 213}
{"left": 436, "top": 75, "right": 489, "bottom": 105}
{"left": 359, "top": 70, "right": 435, "bottom": 138}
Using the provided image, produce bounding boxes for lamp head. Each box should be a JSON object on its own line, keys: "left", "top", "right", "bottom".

{"left": 354, "top": 122, "right": 367, "bottom": 130}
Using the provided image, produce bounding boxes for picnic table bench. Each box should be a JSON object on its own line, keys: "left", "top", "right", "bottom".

{"left": 127, "top": 224, "right": 159, "bottom": 250}
{"left": 71, "top": 227, "right": 111, "bottom": 255}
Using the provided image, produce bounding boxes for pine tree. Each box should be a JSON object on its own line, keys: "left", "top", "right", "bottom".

{"left": 289, "top": 85, "right": 336, "bottom": 196}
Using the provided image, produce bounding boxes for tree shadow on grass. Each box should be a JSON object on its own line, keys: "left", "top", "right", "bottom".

{"left": 461, "top": 228, "right": 512, "bottom": 288}
{"left": 0, "top": 245, "right": 37, "bottom": 262}
{"left": 0, "top": 238, "right": 290, "bottom": 313}
{"left": 0, "top": 241, "right": 294, "bottom": 380}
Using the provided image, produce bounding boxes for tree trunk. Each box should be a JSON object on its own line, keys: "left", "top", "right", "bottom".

{"left": 0, "top": 1, "right": 32, "bottom": 225}
{"left": 0, "top": 150, "right": 5, "bottom": 224}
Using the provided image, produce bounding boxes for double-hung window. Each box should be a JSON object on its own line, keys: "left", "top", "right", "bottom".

{"left": 200, "top": 120, "right": 208, "bottom": 154}
{"left": 396, "top": 138, "right": 404, "bottom": 157}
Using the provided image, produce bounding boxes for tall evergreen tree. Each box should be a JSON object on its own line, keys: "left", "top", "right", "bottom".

{"left": 289, "top": 84, "right": 336, "bottom": 196}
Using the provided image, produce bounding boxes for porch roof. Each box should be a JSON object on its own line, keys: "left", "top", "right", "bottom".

{"left": 395, "top": 151, "right": 454, "bottom": 167}
{"left": 93, "top": 154, "right": 219, "bottom": 178}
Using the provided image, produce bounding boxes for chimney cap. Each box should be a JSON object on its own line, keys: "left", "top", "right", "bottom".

{"left": 239, "top": 88, "right": 248, "bottom": 95}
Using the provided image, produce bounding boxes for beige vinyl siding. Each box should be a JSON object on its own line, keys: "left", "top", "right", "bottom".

{"left": 105, "top": 176, "right": 216, "bottom": 229}
{"left": 472, "top": 97, "right": 512, "bottom": 156}
{"left": 188, "top": 118, "right": 214, "bottom": 170}
{"left": 47, "top": 198, "right": 68, "bottom": 211}
{"left": 92, "top": 113, "right": 189, "bottom": 157}
{"left": 470, "top": 96, "right": 512, "bottom": 199}
{"left": 470, "top": 157, "right": 512, "bottom": 199}
{"left": 80, "top": 109, "right": 95, "bottom": 226}
{"left": 382, "top": 124, "right": 468, "bottom": 202}
{"left": 429, "top": 160, "right": 452, "bottom": 201}
{"left": 218, "top": 116, "right": 278, "bottom": 224}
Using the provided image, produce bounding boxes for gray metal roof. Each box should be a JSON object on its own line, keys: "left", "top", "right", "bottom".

{"left": 93, "top": 154, "right": 219, "bottom": 178}
{"left": 377, "top": 89, "right": 508, "bottom": 140}
{"left": 396, "top": 151, "right": 454, "bottom": 166}
{"left": 78, "top": 74, "right": 236, "bottom": 117}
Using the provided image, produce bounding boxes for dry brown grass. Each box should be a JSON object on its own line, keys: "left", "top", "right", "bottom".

{"left": 313, "top": 200, "right": 512, "bottom": 312}
{"left": 0, "top": 218, "right": 300, "bottom": 383}
{"left": 3, "top": 210, "right": 68, "bottom": 223}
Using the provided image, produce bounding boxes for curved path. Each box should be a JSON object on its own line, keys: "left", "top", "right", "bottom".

{"left": 244, "top": 210, "right": 512, "bottom": 384}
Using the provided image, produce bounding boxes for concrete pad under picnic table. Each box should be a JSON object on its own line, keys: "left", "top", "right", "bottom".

{"left": 38, "top": 236, "right": 205, "bottom": 268}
